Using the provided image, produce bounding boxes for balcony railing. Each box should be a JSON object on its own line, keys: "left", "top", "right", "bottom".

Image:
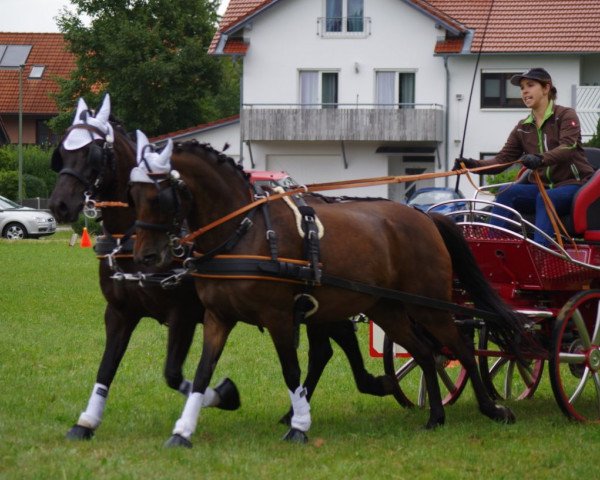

{"left": 317, "top": 17, "right": 371, "bottom": 38}
{"left": 242, "top": 103, "right": 444, "bottom": 142}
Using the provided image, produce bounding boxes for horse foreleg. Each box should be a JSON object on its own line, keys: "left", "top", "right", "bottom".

{"left": 269, "top": 319, "right": 311, "bottom": 443}
{"left": 165, "top": 310, "right": 234, "bottom": 448}
{"left": 164, "top": 308, "right": 198, "bottom": 395}
{"left": 66, "top": 305, "right": 140, "bottom": 440}
{"left": 279, "top": 322, "right": 334, "bottom": 426}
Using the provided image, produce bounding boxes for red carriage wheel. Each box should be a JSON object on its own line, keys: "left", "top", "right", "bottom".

{"left": 478, "top": 325, "right": 544, "bottom": 400}
{"left": 549, "top": 290, "right": 600, "bottom": 422}
{"left": 383, "top": 335, "right": 468, "bottom": 408}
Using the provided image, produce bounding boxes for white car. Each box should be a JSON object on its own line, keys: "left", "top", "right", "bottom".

{"left": 0, "top": 195, "right": 57, "bottom": 239}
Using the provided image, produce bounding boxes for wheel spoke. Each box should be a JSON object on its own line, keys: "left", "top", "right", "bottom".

{"left": 417, "top": 374, "right": 427, "bottom": 407}
{"left": 395, "top": 358, "right": 418, "bottom": 381}
{"left": 573, "top": 309, "right": 592, "bottom": 348}
{"left": 569, "top": 367, "right": 590, "bottom": 404}
{"left": 437, "top": 365, "right": 457, "bottom": 393}
{"left": 489, "top": 357, "right": 508, "bottom": 380}
{"left": 559, "top": 352, "right": 587, "bottom": 364}
{"left": 593, "top": 372, "right": 600, "bottom": 418}
{"left": 592, "top": 300, "right": 600, "bottom": 345}
{"left": 516, "top": 362, "right": 535, "bottom": 387}
{"left": 503, "top": 361, "right": 514, "bottom": 398}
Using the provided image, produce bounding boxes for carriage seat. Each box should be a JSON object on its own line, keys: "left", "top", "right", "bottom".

{"left": 571, "top": 147, "right": 600, "bottom": 242}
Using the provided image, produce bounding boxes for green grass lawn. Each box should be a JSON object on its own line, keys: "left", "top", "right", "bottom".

{"left": 1, "top": 231, "right": 600, "bottom": 479}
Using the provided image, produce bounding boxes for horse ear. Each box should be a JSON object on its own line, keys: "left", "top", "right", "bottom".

{"left": 136, "top": 130, "right": 150, "bottom": 164}
{"left": 96, "top": 93, "right": 111, "bottom": 124}
{"left": 73, "top": 98, "right": 88, "bottom": 125}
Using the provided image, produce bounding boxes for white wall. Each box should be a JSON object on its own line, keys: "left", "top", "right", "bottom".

{"left": 242, "top": 0, "right": 447, "bottom": 107}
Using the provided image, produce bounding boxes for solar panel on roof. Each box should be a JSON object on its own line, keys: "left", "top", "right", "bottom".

{"left": 0, "top": 45, "right": 32, "bottom": 67}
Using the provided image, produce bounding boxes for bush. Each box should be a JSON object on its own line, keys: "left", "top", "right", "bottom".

{"left": 0, "top": 170, "right": 22, "bottom": 200}
{"left": 484, "top": 165, "right": 520, "bottom": 194}
{"left": 0, "top": 145, "right": 57, "bottom": 193}
{"left": 70, "top": 214, "right": 103, "bottom": 236}
{"left": 24, "top": 174, "right": 48, "bottom": 198}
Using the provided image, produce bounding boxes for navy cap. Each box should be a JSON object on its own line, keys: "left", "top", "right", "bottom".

{"left": 510, "top": 68, "right": 552, "bottom": 86}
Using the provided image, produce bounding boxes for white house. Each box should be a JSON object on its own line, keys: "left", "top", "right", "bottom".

{"left": 172, "top": 0, "right": 600, "bottom": 200}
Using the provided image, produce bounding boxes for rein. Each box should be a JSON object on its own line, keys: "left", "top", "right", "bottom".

{"left": 180, "top": 162, "right": 510, "bottom": 244}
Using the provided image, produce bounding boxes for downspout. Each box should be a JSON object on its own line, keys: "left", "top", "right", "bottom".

{"left": 236, "top": 55, "right": 245, "bottom": 166}
{"left": 444, "top": 55, "right": 450, "bottom": 187}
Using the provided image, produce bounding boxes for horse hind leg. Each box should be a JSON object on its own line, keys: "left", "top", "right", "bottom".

{"left": 375, "top": 311, "right": 446, "bottom": 429}
{"left": 328, "top": 319, "right": 396, "bottom": 397}
{"left": 424, "top": 315, "right": 516, "bottom": 424}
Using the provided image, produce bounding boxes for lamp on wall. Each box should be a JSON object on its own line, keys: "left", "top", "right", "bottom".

{"left": 354, "top": 62, "right": 360, "bottom": 73}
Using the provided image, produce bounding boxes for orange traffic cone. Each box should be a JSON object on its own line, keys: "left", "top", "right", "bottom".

{"left": 80, "top": 227, "right": 92, "bottom": 248}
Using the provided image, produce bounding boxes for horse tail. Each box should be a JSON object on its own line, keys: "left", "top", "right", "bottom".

{"left": 428, "top": 213, "right": 536, "bottom": 357}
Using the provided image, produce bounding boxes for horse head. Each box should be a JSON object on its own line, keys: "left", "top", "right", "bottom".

{"left": 130, "top": 137, "right": 250, "bottom": 268}
{"left": 48, "top": 94, "right": 134, "bottom": 223}
{"left": 129, "top": 131, "right": 190, "bottom": 267}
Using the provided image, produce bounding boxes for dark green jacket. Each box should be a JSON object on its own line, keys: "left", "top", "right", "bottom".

{"left": 479, "top": 102, "right": 594, "bottom": 187}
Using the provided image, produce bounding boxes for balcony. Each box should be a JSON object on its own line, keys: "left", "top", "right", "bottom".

{"left": 242, "top": 104, "right": 444, "bottom": 143}
{"left": 317, "top": 17, "right": 372, "bottom": 38}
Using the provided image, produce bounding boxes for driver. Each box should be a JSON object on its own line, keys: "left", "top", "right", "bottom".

{"left": 454, "top": 68, "right": 594, "bottom": 245}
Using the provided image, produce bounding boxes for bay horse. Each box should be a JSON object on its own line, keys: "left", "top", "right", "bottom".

{"left": 129, "top": 139, "right": 532, "bottom": 447}
{"left": 49, "top": 96, "right": 394, "bottom": 439}
{"left": 48, "top": 96, "right": 240, "bottom": 440}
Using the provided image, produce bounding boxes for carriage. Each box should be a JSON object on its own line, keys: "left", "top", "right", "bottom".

{"left": 379, "top": 147, "right": 600, "bottom": 422}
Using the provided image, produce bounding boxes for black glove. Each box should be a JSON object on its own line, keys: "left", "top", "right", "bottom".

{"left": 520, "top": 154, "right": 543, "bottom": 169}
{"left": 452, "top": 158, "right": 479, "bottom": 170}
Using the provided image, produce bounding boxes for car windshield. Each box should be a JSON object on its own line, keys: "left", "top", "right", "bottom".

{"left": 410, "top": 190, "right": 455, "bottom": 206}
{"left": 0, "top": 196, "right": 20, "bottom": 209}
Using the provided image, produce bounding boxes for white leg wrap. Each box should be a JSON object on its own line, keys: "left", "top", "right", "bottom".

{"left": 202, "top": 387, "right": 217, "bottom": 407}
{"left": 289, "top": 386, "right": 311, "bottom": 432}
{"left": 77, "top": 383, "right": 108, "bottom": 430}
{"left": 173, "top": 392, "right": 203, "bottom": 439}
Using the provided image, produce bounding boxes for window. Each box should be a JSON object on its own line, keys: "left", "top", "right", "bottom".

{"left": 481, "top": 72, "right": 523, "bottom": 108}
{"left": 325, "top": 0, "right": 364, "bottom": 33}
{"left": 299, "top": 70, "right": 339, "bottom": 108}
{"left": 29, "top": 65, "right": 45, "bottom": 79}
{"left": 0, "top": 45, "right": 32, "bottom": 67}
{"left": 376, "top": 71, "right": 415, "bottom": 108}
{"left": 36, "top": 119, "right": 59, "bottom": 146}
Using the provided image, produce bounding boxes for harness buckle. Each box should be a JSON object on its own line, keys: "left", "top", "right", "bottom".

{"left": 168, "top": 234, "right": 187, "bottom": 258}
{"left": 159, "top": 270, "right": 187, "bottom": 289}
{"left": 83, "top": 191, "right": 98, "bottom": 219}
{"left": 266, "top": 229, "right": 276, "bottom": 240}
{"left": 107, "top": 243, "right": 124, "bottom": 271}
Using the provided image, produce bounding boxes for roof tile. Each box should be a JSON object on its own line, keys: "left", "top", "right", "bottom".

{"left": 0, "top": 33, "right": 75, "bottom": 114}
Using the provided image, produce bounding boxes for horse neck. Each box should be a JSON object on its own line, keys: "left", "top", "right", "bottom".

{"left": 98, "top": 128, "right": 137, "bottom": 235}
{"left": 174, "top": 149, "right": 252, "bottom": 248}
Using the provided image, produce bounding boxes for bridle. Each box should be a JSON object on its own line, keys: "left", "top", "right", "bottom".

{"left": 131, "top": 152, "right": 191, "bottom": 257}
{"left": 52, "top": 122, "right": 116, "bottom": 218}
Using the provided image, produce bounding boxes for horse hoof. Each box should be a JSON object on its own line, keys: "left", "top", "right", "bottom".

{"left": 379, "top": 375, "right": 399, "bottom": 396}
{"left": 278, "top": 409, "right": 293, "bottom": 426}
{"left": 424, "top": 418, "right": 445, "bottom": 430}
{"left": 282, "top": 428, "right": 308, "bottom": 444}
{"left": 215, "top": 378, "right": 241, "bottom": 411}
{"left": 496, "top": 406, "right": 516, "bottom": 424}
{"left": 164, "top": 434, "right": 192, "bottom": 448}
{"left": 66, "top": 424, "right": 94, "bottom": 440}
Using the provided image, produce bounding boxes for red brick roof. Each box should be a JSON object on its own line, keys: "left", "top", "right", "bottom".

{"left": 429, "top": 0, "right": 600, "bottom": 53}
{"left": 0, "top": 33, "right": 75, "bottom": 114}
{"left": 211, "top": 0, "right": 600, "bottom": 55}
{"left": 150, "top": 114, "right": 240, "bottom": 142}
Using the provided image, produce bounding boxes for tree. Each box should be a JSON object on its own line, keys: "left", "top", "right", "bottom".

{"left": 49, "top": 0, "right": 239, "bottom": 137}
{"left": 584, "top": 117, "right": 600, "bottom": 148}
